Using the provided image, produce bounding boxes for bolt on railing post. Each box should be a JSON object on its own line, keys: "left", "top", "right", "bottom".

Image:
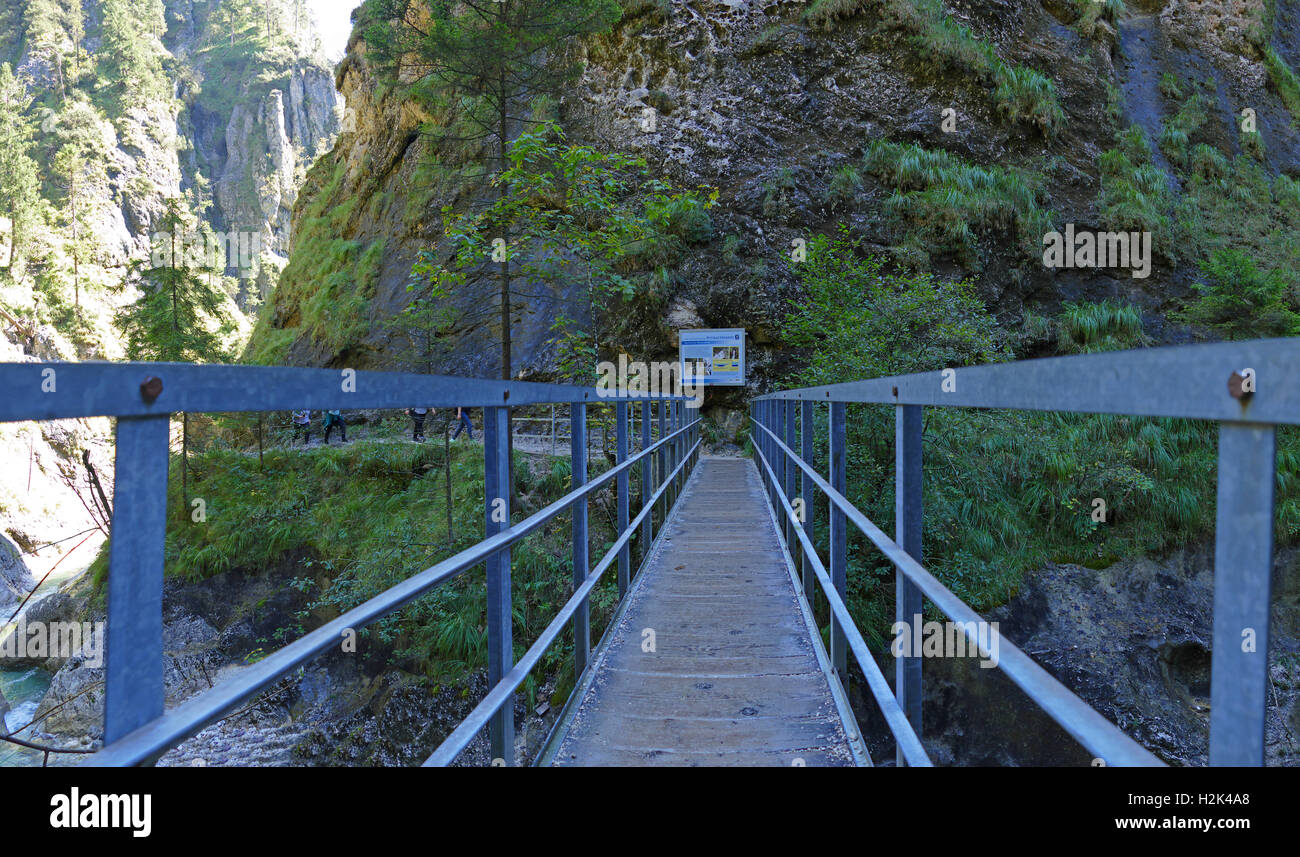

{"left": 482, "top": 405, "right": 515, "bottom": 764}
{"left": 828, "top": 402, "right": 848, "bottom": 688}
{"left": 616, "top": 401, "right": 630, "bottom": 598}
{"left": 895, "top": 403, "right": 924, "bottom": 766}
{"left": 784, "top": 400, "right": 796, "bottom": 553}
{"left": 800, "top": 400, "right": 815, "bottom": 602}
{"left": 104, "top": 414, "right": 170, "bottom": 743}
{"left": 571, "top": 401, "right": 590, "bottom": 676}
{"left": 1210, "top": 422, "right": 1276, "bottom": 766}
{"left": 640, "top": 399, "right": 653, "bottom": 558}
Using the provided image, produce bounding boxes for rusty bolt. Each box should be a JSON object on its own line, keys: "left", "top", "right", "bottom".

{"left": 140, "top": 376, "right": 163, "bottom": 403}
{"left": 892, "top": 386, "right": 899, "bottom": 397}
{"left": 1227, "top": 371, "right": 1252, "bottom": 400}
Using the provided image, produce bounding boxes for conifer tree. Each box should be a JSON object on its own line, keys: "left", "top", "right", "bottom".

{"left": 365, "top": 0, "right": 622, "bottom": 380}
{"left": 116, "top": 198, "right": 234, "bottom": 513}
{"left": 0, "top": 64, "right": 43, "bottom": 281}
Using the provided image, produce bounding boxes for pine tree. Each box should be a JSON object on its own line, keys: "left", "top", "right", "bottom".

{"left": 365, "top": 0, "right": 622, "bottom": 381}
{"left": 0, "top": 64, "right": 44, "bottom": 281}
{"left": 50, "top": 100, "right": 109, "bottom": 311}
{"left": 116, "top": 198, "right": 234, "bottom": 514}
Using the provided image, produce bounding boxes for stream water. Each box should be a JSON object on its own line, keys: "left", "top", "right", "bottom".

{"left": 0, "top": 667, "right": 51, "bottom": 766}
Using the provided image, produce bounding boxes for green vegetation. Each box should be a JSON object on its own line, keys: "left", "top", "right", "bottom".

{"left": 1264, "top": 46, "right": 1300, "bottom": 124}
{"left": 1157, "top": 85, "right": 1210, "bottom": 169}
{"left": 400, "top": 123, "right": 714, "bottom": 376}
{"left": 116, "top": 199, "right": 235, "bottom": 364}
{"left": 780, "top": 234, "right": 1300, "bottom": 641}
{"left": 1176, "top": 249, "right": 1300, "bottom": 339}
{"left": 1097, "top": 126, "right": 1175, "bottom": 253}
{"left": 363, "top": 0, "right": 623, "bottom": 380}
{"left": 862, "top": 140, "right": 1053, "bottom": 270}
{"left": 91, "top": 422, "right": 634, "bottom": 696}
{"left": 1055, "top": 300, "right": 1149, "bottom": 354}
{"left": 1072, "top": 0, "right": 1123, "bottom": 40}
{"left": 96, "top": 0, "right": 169, "bottom": 113}
{"left": 1096, "top": 99, "right": 1300, "bottom": 331}
{"left": 804, "top": 0, "right": 1065, "bottom": 135}
{"left": 0, "top": 63, "right": 43, "bottom": 277}
{"left": 247, "top": 156, "right": 381, "bottom": 365}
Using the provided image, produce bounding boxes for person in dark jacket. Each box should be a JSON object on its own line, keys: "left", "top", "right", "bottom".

{"left": 323, "top": 409, "right": 347, "bottom": 444}
{"left": 408, "top": 407, "right": 431, "bottom": 442}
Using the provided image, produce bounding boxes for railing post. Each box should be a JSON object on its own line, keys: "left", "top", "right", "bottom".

{"left": 616, "top": 400, "right": 630, "bottom": 598}
{"left": 104, "top": 414, "right": 170, "bottom": 743}
{"left": 1210, "top": 422, "right": 1276, "bottom": 766}
{"left": 784, "top": 400, "right": 796, "bottom": 551}
{"left": 483, "top": 406, "right": 515, "bottom": 765}
{"left": 571, "top": 402, "right": 590, "bottom": 676}
{"left": 657, "top": 399, "right": 667, "bottom": 521}
{"left": 640, "top": 399, "right": 652, "bottom": 556}
{"left": 800, "top": 400, "right": 815, "bottom": 602}
{"left": 828, "top": 402, "right": 848, "bottom": 687}
{"left": 895, "top": 403, "right": 924, "bottom": 766}
{"left": 667, "top": 400, "right": 677, "bottom": 505}
{"left": 681, "top": 403, "right": 691, "bottom": 496}
{"left": 761, "top": 401, "right": 773, "bottom": 506}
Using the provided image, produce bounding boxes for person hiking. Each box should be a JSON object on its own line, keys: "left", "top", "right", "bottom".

{"left": 292, "top": 409, "right": 312, "bottom": 445}
{"left": 407, "top": 406, "right": 431, "bottom": 442}
{"left": 452, "top": 406, "right": 474, "bottom": 441}
{"left": 323, "top": 409, "right": 347, "bottom": 444}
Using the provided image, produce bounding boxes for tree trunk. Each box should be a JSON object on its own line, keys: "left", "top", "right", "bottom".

{"left": 70, "top": 171, "right": 79, "bottom": 309}
{"left": 182, "top": 411, "right": 189, "bottom": 518}
{"left": 444, "top": 421, "right": 453, "bottom": 543}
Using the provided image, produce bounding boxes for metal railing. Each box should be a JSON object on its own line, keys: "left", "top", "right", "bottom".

{"left": 0, "top": 361, "right": 700, "bottom": 766}
{"left": 752, "top": 338, "right": 1299, "bottom": 767}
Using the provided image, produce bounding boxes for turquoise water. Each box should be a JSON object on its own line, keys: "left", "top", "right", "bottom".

{"left": 0, "top": 667, "right": 52, "bottom": 766}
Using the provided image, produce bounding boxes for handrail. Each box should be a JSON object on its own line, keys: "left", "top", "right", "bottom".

{"left": 92, "top": 415, "right": 698, "bottom": 766}
{"left": 751, "top": 417, "right": 1159, "bottom": 766}
{"left": 751, "top": 438, "right": 932, "bottom": 766}
{"left": 754, "top": 338, "right": 1299, "bottom": 424}
{"left": 751, "top": 337, "right": 1297, "bottom": 767}
{"left": 0, "top": 361, "right": 690, "bottom": 423}
{"left": 424, "top": 433, "right": 701, "bottom": 766}
{"left": 0, "top": 360, "right": 700, "bottom": 766}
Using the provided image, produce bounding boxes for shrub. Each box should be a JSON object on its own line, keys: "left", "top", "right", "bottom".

{"left": 1177, "top": 248, "right": 1300, "bottom": 339}
{"left": 863, "top": 140, "right": 1052, "bottom": 269}
{"left": 1056, "top": 300, "right": 1148, "bottom": 354}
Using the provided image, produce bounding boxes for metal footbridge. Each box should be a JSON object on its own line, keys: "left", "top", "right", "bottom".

{"left": 0, "top": 337, "right": 1291, "bottom": 766}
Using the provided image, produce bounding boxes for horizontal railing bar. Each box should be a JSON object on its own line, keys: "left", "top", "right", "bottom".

{"left": 754, "top": 338, "right": 1300, "bottom": 425}
{"left": 750, "top": 418, "right": 1163, "bottom": 766}
{"left": 424, "top": 437, "right": 701, "bottom": 766}
{"left": 0, "top": 361, "right": 693, "bottom": 424}
{"left": 90, "top": 418, "right": 698, "bottom": 766}
{"left": 753, "top": 440, "right": 931, "bottom": 767}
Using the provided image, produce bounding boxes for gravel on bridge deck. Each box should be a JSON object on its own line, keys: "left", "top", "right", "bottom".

{"left": 544, "top": 456, "right": 864, "bottom": 767}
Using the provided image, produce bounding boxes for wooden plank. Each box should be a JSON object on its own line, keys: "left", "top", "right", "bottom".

{"left": 547, "top": 457, "right": 860, "bottom": 767}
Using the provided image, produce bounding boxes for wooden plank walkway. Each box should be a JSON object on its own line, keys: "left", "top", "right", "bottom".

{"left": 543, "top": 457, "right": 865, "bottom": 767}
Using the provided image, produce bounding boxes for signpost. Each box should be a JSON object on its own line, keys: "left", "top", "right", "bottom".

{"left": 678, "top": 328, "right": 746, "bottom": 387}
